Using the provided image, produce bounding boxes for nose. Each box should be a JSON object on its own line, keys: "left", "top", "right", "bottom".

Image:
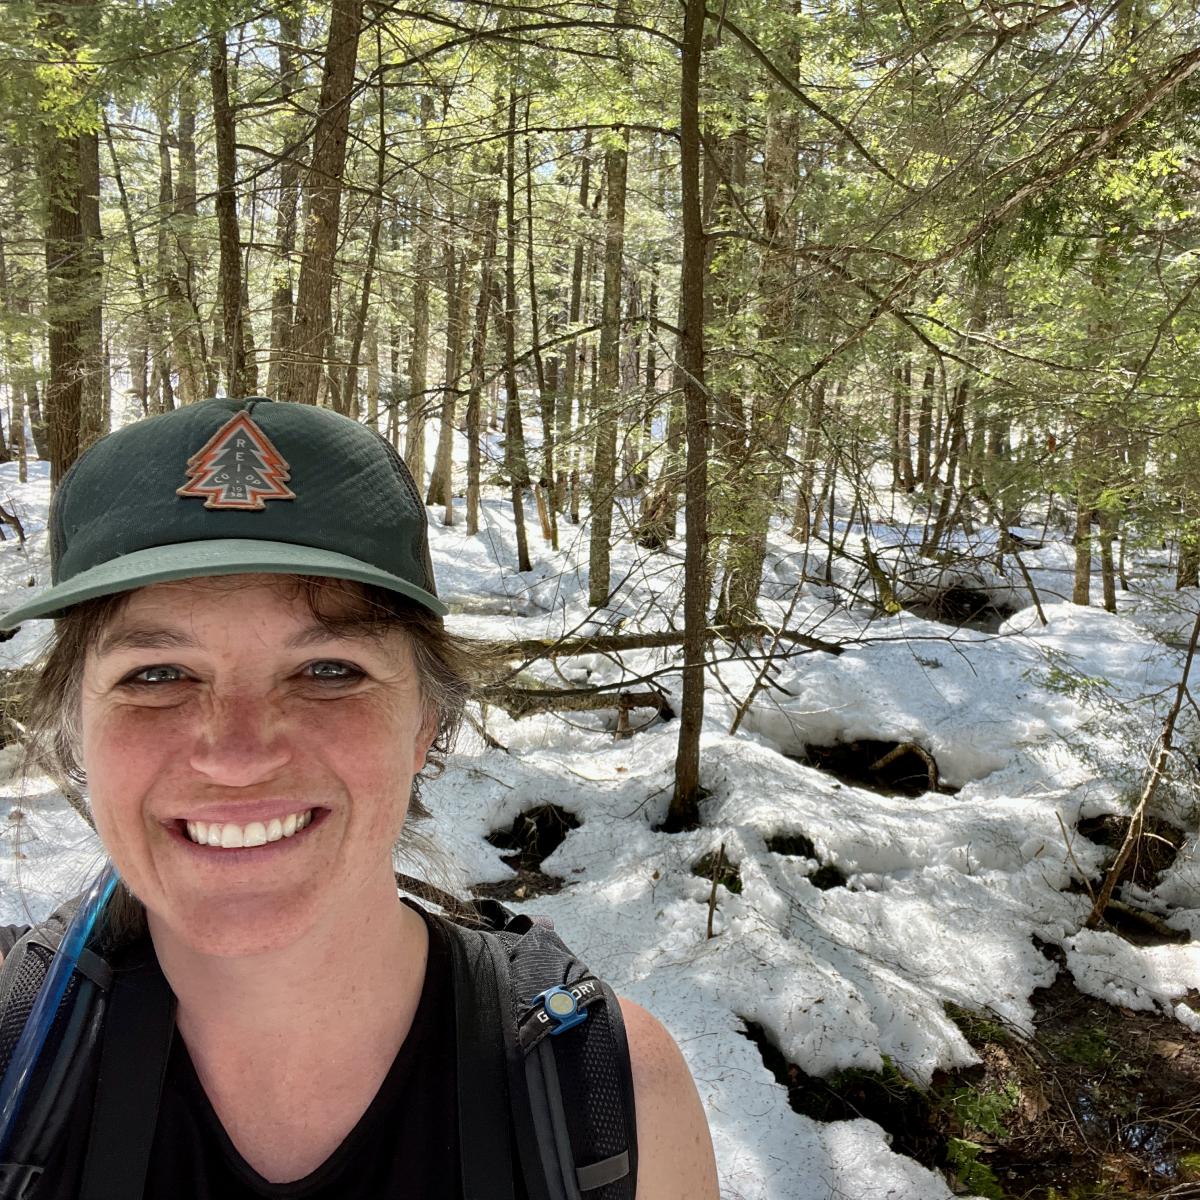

{"left": 187, "top": 692, "right": 292, "bottom": 786}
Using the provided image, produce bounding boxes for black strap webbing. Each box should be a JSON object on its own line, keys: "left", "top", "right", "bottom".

{"left": 447, "top": 925, "right": 517, "bottom": 1200}
{"left": 78, "top": 959, "right": 175, "bottom": 1200}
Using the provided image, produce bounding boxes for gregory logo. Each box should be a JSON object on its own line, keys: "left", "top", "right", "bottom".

{"left": 177, "top": 411, "right": 296, "bottom": 510}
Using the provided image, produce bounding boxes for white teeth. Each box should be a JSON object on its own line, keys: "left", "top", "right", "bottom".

{"left": 185, "top": 810, "right": 312, "bottom": 849}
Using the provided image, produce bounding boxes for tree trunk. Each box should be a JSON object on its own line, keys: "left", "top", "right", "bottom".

{"left": 917, "top": 364, "right": 934, "bottom": 488}
{"left": 406, "top": 93, "right": 435, "bottom": 483}
{"left": 503, "top": 93, "right": 532, "bottom": 572}
{"left": 1073, "top": 501, "right": 1093, "bottom": 606}
{"left": 41, "top": 118, "right": 85, "bottom": 484}
{"left": 465, "top": 172, "right": 502, "bottom": 536}
{"left": 1099, "top": 505, "right": 1117, "bottom": 613}
{"left": 668, "top": 0, "right": 707, "bottom": 833}
{"left": 525, "top": 101, "right": 556, "bottom": 549}
{"left": 559, "top": 133, "right": 591, "bottom": 515}
{"left": 267, "top": 4, "right": 303, "bottom": 399}
{"left": 588, "top": 124, "right": 629, "bottom": 608}
{"left": 281, "top": 0, "right": 364, "bottom": 405}
{"left": 340, "top": 46, "right": 386, "bottom": 419}
{"left": 76, "top": 129, "right": 105, "bottom": 448}
{"left": 211, "top": 30, "right": 252, "bottom": 397}
{"left": 427, "top": 218, "right": 465, "bottom": 511}
{"left": 171, "top": 75, "right": 209, "bottom": 401}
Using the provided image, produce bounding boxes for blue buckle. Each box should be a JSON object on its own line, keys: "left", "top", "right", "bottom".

{"left": 534, "top": 985, "right": 588, "bottom": 1035}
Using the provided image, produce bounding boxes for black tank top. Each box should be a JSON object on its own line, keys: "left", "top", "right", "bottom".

{"left": 39, "top": 908, "right": 470, "bottom": 1199}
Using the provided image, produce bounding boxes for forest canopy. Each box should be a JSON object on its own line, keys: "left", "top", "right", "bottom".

{"left": 2, "top": 0, "right": 1200, "bottom": 698}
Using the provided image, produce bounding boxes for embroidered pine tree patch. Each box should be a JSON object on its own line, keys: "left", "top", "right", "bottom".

{"left": 176, "top": 411, "right": 296, "bottom": 510}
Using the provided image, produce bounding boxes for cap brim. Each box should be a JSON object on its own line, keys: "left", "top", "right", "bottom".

{"left": 0, "top": 539, "right": 448, "bottom": 628}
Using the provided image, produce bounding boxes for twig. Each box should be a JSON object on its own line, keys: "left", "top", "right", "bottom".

{"left": 1086, "top": 607, "right": 1200, "bottom": 929}
{"left": 706, "top": 843, "right": 725, "bottom": 940}
{"left": 1057, "top": 811, "right": 1096, "bottom": 904}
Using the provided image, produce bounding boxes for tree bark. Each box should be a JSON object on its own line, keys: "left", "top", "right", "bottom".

{"left": 76, "top": 130, "right": 105, "bottom": 447}
{"left": 668, "top": 0, "right": 707, "bottom": 833}
{"left": 281, "top": 0, "right": 364, "bottom": 405}
{"left": 588, "top": 124, "right": 629, "bottom": 608}
{"left": 406, "top": 93, "right": 435, "bottom": 483}
{"left": 41, "top": 117, "right": 85, "bottom": 485}
{"left": 559, "top": 133, "right": 590, "bottom": 515}
{"left": 465, "top": 173, "right": 502, "bottom": 535}
{"left": 267, "top": 4, "right": 304, "bottom": 399}
{"left": 211, "top": 30, "right": 253, "bottom": 397}
{"left": 503, "top": 93, "right": 532, "bottom": 572}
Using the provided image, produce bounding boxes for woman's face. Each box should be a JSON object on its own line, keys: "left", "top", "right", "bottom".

{"left": 79, "top": 575, "right": 435, "bottom": 958}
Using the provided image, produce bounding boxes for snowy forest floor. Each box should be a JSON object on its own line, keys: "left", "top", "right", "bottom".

{"left": 0, "top": 433, "right": 1199, "bottom": 1200}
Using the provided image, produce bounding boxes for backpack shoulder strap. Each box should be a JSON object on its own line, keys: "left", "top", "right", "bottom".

{"left": 77, "top": 949, "right": 175, "bottom": 1200}
{"left": 441, "top": 918, "right": 517, "bottom": 1200}
{"left": 439, "top": 907, "right": 637, "bottom": 1200}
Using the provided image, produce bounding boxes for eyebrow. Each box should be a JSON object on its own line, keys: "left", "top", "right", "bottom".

{"left": 94, "top": 623, "right": 372, "bottom": 657}
{"left": 95, "top": 628, "right": 199, "bottom": 657}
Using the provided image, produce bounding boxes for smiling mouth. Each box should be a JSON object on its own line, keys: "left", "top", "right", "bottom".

{"left": 181, "top": 809, "right": 315, "bottom": 849}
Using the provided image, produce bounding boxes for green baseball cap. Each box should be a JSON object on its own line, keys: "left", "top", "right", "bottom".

{"left": 0, "top": 397, "right": 447, "bottom": 628}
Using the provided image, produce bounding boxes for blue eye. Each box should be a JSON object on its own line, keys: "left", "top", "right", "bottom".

{"left": 128, "top": 665, "right": 185, "bottom": 685}
{"left": 307, "top": 661, "right": 361, "bottom": 681}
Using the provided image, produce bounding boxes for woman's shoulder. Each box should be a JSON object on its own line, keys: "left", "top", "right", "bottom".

{"left": 617, "top": 997, "right": 719, "bottom": 1200}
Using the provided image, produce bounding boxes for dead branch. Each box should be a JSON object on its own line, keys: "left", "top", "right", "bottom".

{"left": 870, "top": 741, "right": 939, "bottom": 791}
{"left": 1086, "top": 607, "right": 1200, "bottom": 929}
{"left": 479, "top": 685, "right": 671, "bottom": 721}
{"left": 0, "top": 504, "right": 25, "bottom": 547}
{"left": 484, "top": 623, "right": 843, "bottom": 667}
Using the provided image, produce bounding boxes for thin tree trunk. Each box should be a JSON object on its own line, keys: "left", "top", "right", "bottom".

{"left": 77, "top": 129, "right": 105, "bottom": 448}
{"left": 587, "top": 121, "right": 629, "bottom": 608}
{"left": 524, "top": 101, "right": 556, "bottom": 549}
{"left": 916, "top": 363, "right": 934, "bottom": 487}
{"left": 428, "top": 221, "right": 464, "bottom": 511}
{"left": 559, "top": 132, "right": 591, "bottom": 514}
{"left": 503, "top": 94, "right": 532, "bottom": 571}
{"left": 282, "top": 0, "right": 364, "bottom": 405}
{"left": 465, "top": 170, "right": 502, "bottom": 536}
{"left": 267, "top": 4, "right": 303, "bottom": 398}
{"left": 668, "top": 0, "right": 707, "bottom": 833}
{"left": 172, "top": 75, "right": 209, "bottom": 400}
{"left": 211, "top": 30, "right": 252, "bottom": 396}
{"left": 406, "top": 94, "right": 435, "bottom": 482}
{"left": 1073, "top": 503, "right": 1094, "bottom": 605}
{"left": 341, "top": 44, "right": 386, "bottom": 418}
{"left": 40, "top": 111, "right": 85, "bottom": 484}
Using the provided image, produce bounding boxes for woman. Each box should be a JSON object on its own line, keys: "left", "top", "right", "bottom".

{"left": 0, "top": 397, "right": 719, "bottom": 1199}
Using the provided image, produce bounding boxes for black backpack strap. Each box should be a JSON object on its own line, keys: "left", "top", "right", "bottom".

{"left": 78, "top": 954, "right": 175, "bottom": 1200}
{"left": 445, "top": 922, "right": 517, "bottom": 1200}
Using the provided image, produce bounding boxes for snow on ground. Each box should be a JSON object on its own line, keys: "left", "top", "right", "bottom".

{"left": 0, "top": 438, "right": 1197, "bottom": 1200}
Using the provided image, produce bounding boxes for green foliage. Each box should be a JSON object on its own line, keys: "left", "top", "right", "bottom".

{"left": 945, "top": 1138, "right": 1007, "bottom": 1200}
{"left": 940, "top": 1082, "right": 1020, "bottom": 1139}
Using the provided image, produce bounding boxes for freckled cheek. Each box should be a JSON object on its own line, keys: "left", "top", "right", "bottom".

{"left": 313, "top": 708, "right": 424, "bottom": 830}
{"left": 81, "top": 709, "right": 193, "bottom": 829}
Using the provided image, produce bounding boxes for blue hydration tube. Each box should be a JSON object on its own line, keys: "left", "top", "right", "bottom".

{"left": 0, "top": 861, "right": 118, "bottom": 1159}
